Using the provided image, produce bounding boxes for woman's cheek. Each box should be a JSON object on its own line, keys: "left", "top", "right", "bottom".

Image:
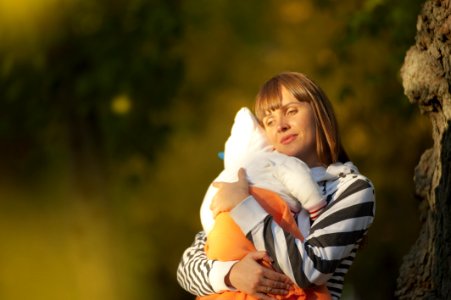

{"left": 266, "top": 133, "right": 277, "bottom": 148}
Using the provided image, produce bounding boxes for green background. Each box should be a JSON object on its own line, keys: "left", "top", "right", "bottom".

{"left": 0, "top": 0, "right": 430, "bottom": 299}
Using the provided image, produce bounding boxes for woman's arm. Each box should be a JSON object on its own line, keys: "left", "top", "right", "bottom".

{"left": 230, "top": 174, "right": 375, "bottom": 288}
{"left": 178, "top": 169, "right": 294, "bottom": 297}
{"left": 289, "top": 176, "right": 374, "bottom": 287}
{"left": 177, "top": 231, "right": 217, "bottom": 295}
{"left": 177, "top": 231, "right": 292, "bottom": 298}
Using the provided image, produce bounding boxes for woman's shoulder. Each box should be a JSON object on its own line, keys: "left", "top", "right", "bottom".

{"left": 338, "top": 170, "right": 373, "bottom": 186}
{"left": 332, "top": 171, "right": 375, "bottom": 205}
{"left": 322, "top": 162, "right": 375, "bottom": 205}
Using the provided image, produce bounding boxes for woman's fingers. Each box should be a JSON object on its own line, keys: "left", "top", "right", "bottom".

{"left": 237, "top": 168, "right": 247, "bottom": 183}
{"left": 210, "top": 168, "right": 250, "bottom": 213}
{"left": 259, "top": 270, "right": 292, "bottom": 294}
{"left": 227, "top": 251, "right": 293, "bottom": 298}
{"left": 253, "top": 293, "right": 275, "bottom": 300}
{"left": 262, "top": 267, "right": 293, "bottom": 286}
{"left": 212, "top": 168, "right": 248, "bottom": 188}
{"left": 247, "top": 250, "right": 272, "bottom": 262}
{"left": 211, "top": 181, "right": 222, "bottom": 188}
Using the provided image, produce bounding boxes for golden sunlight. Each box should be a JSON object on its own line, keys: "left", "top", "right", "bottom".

{"left": 111, "top": 94, "right": 132, "bottom": 115}
{"left": 0, "top": 0, "right": 74, "bottom": 54}
{"left": 0, "top": 0, "right": 64, "bottom": 31}
{"left": 278, "top": 0, "right": 313, "bottom": 24}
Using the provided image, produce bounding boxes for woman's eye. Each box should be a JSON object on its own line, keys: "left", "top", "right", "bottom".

{"left": 265, "top": 119, "right": 274, "bottom": 127}
{"left": 287, "top": 109, "right": 297, "bottom": 115}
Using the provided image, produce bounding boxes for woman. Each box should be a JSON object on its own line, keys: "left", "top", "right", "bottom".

{"left": 177, "top": 72, "right": 375, "bottom": 300}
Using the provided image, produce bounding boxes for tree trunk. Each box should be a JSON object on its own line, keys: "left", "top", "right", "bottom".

{"left": 396, "top": 0, "right": 451, "bottom": 299}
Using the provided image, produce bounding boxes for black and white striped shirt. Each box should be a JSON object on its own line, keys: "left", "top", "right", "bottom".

{"left": 177, "top": 162, "right": 375, "bottom": 299}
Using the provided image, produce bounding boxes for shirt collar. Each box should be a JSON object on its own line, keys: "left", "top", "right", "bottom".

{"left": 311, "top": 161, "right": 359, "bottom": 182}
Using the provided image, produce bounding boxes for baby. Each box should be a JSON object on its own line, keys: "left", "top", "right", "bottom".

{"left": 200, "top": 107, "right": 326, "bottom": 236}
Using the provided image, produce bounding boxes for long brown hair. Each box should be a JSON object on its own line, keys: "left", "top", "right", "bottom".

{"left": 254, "top": 72, "right": 349, "bottom": 165}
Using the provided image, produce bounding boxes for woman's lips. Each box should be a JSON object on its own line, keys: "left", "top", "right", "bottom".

{"left": 280, "top": 134, "right": 297, "bottom": 145}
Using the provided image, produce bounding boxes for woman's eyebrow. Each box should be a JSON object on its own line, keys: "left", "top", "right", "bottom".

{"left": 263, "top": 102, "right": 300, "bottom": 119}
{"left": 263, "top": 110, "right": 274, "bottom": 117}
{"left": 281, "top": 102, "right": 301, "bottom": 109}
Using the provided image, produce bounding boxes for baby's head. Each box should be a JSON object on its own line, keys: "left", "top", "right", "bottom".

{"left": 223, "top": 107, "right": 272, "bottom": 173}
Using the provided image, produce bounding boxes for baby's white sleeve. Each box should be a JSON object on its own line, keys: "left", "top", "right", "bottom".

{"left": 273, "top": 157, "right": 326, "bottom": 218}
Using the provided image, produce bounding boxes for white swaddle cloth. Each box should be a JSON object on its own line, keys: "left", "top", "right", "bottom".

{"left": 200, "top": 107, "right": 325, "bottom": 235}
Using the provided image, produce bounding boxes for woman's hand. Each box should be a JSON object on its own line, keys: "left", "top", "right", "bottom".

{"left": 226, "top": 251, "right": 293, "bottom": 300}
{"left": 210, "top": 168, "right": 250, "bottom": 217}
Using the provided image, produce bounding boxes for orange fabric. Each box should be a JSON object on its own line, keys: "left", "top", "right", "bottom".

{"left": 199, "top": 187, "right": 331, "bottom": 300}
{"left": 250, "top": 187, "right": 304, "bottom": 241}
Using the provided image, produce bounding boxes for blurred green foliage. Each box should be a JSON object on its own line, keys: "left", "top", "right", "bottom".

{"left": 0, "top": 0, "right": 430, "bottom": 299}
{"left": 0, "top": 0, "right": 182, "bottom": 183}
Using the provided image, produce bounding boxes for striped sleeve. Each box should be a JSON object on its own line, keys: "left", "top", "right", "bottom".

{"left": 176, "top": 231, "right": 216, "bottom": 296}
{"left": 246, "top": 176, "right": 375, "bottom": 289}
{"left": 326, "top": 244, "right": 359, "bottom": 299}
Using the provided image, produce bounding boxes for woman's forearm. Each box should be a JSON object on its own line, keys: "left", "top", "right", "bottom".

{"left": 177, "top": 231, "right": 216, "bottom": 295}
{"left": 177, "top": 231, "right": 238, "bottom": 295}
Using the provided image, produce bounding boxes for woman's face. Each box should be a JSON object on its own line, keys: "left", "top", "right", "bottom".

{"left": 262, "top": 87, "right": 321, "bottom": 167}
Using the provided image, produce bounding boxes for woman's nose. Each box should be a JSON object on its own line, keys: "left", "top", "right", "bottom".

{"left": 276, "top": 119, "right": 290, "bottom": 132}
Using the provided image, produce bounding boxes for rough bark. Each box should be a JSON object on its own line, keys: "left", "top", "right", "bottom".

{"left": 396, "top": 0, "right": 451, "bottom": 299}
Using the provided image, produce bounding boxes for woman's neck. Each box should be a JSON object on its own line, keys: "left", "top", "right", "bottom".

{"left": 300, "top": 155, "right": 323, "bottom": 168}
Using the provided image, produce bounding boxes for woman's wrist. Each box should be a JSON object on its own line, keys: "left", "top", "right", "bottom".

{"left": 224, "top": 263, "right": 237, "bottom": 288}
{"left": 209, "top": 260, "right": 238, "bottom": 292}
